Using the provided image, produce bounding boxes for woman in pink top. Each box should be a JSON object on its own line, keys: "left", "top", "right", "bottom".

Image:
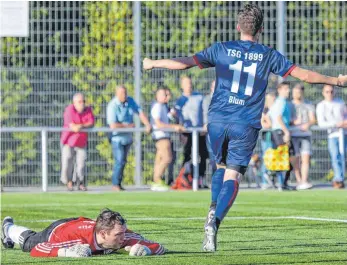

{"left": 60, "top": 93, "right": 95, "bottom": 191}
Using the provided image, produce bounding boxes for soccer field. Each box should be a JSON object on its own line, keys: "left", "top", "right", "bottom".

{"left": 1, "top": 190, "right": 347, "bottom": 265}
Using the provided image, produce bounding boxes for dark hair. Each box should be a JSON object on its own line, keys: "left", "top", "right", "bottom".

{"left": 238, "top": 4, "right": 264, "bottom": 36}
{"left": 95, "top": 208, "right": 126, "bottom": 233}
{"left": 294, "top": 83, "right": 305, "bottom": 91}
{"left": 156, "top": 86, "right": 167, "bottom": 94}
{"left": 277, "top": 81, "right": 290, "bottom": 90}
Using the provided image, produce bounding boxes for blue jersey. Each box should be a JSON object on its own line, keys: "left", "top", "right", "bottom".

{"left": 194, "top": 40, "right": 296, "bottom": 129}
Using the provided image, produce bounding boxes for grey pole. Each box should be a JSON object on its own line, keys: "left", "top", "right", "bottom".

{"left": 192, "top": 130, "right": 199, "bottom": 191}
{"left": 41, "top": 129, "right": 48, "bottom": 192}
{"left": 133, "top": 1, "right": 142, "bottom": 186}
{"left": 277, "top": 1, "right": 286, "bottom": 83}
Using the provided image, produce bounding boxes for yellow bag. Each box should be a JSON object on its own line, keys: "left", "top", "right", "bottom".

{"left": 264, "top": 144, "right": 290, "bottom": 171}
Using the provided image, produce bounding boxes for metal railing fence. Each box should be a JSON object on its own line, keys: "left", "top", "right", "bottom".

{"left": 1, "top": 126, "right": 345, "bottom": 192}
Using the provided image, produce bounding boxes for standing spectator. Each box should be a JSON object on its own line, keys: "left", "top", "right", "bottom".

{"left": 291, "top": 83, "right": 316, "bottom": 190}
{"left": 107, "top": 85, "right": 151, "bottom": 192}
{"left": 175, "top": 76, "right": 209, "bottom": 188}
{"left": 165, "top": 88, "right": 178, "bottom": 186}
{"left": 260, "top": 91, "right": 276, "bottom": 189}
{"left": 150, "top": 87, "right": 185, "bottom": 191}
{"left": 267, "top": 82, "right": 297, "bottom": 190}
{"left": 60, "top": 93, "right": 95, "bottom": 191}
{"left": 203, "top": 80, "right": 217, "bottom": 174}
{"left": 316, "top": 85, "right": 347, "bottom": 189}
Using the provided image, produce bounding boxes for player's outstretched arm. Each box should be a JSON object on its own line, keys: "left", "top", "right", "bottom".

{"left": 143, "top": 57, "right": 196, "bottom": 70}
{"left": 290, "top": 67, "right": 347, "bottom": 87}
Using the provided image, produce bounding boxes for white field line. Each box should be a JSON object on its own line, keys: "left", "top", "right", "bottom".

{"left": 18, "top": 216, "right": 347, "bottom": 223}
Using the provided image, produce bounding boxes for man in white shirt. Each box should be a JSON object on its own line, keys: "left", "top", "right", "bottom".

{"left": 316, "top": 85, "right": 347, "bottom": 189}
{"left": 150, "top": 87, "right": 185, "bottom": 191}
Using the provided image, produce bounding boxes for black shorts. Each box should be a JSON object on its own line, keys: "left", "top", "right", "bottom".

{"left": 19, "top": 218, "right": 77, "bottom": 252}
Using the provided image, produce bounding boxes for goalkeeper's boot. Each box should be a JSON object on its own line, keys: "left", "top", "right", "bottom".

{"left": 202, "top": 208, "right": 217, "bottom": 252}
{"left": 2, "top": 216, "right": 14, "bottom": 249}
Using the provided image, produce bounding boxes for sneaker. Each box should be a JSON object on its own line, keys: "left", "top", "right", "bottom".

{"left": 282, "top": 184, "right": 296, "bottom": 191}
{"left": 296, "top": 182, "right": 313, "bottom": 190}
{"left": 2, "top": 216, "right": 14, "bottom": 249}
{"left": 202, "top": 214, "right": 217, "bottom": 252}
{"left": 204, "top": 207, "right": 215, "bottom": 228}
{"left": 333, "top": 181, "right": 345, "bottom": 189}
{"left": 150, "top": 181, "right": 169, "bottom": 192}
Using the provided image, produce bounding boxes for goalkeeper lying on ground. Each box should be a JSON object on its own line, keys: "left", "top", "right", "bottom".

{"left": 1, "top": 208, "right": 166, "bottom": 257}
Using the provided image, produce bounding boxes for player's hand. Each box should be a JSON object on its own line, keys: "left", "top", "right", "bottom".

{"left": 57, "top": 244, "right": 92, "bottom": 257}
{"left": 337, "top": 74, "right": 347, "bottom": 87}
{"left": 143, "top": 58, "right": 154, "bottom": 70}
{"left": 125, "top": 243, "right": 152, "bottom": 256}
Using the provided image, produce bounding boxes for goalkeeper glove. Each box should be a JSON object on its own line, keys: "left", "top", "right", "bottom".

{"left": 125, "top": 243, "right": 152, "bottom": 256}
{"left": 57, "top": 244, "right": 92, "bottom": 257}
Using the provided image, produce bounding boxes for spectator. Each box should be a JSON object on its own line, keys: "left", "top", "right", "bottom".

{"left": 60, "top": 93, "right": 95, "bottom": 191}
{"left": 175, "top": 76, "right": 209, "bottom": 188}
{"left": 260, "top": 91, "right": 276, "bottom": 189}
{"left": 150, "top": 87, "right": 185, "bottom": 191}
{"left": 203, "top": 80, "right": 217, "bottom": 174}
{"left": 291, "top": 83, "right": 316, "bottom": 190}
{"left": 165, "top": 88, "right": 178, "bottom": 186}
{"left": 267, "top": 82, "right": 297, "bottom": 190}
{"left": 316, "top": 85, "right": 347, "bottom": 189}
{"left": 107, "top": 85, "right": 151, "bottom": 192}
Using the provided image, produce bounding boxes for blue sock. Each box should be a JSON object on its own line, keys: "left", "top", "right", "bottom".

{"left": 210, "top": 168, "right": 225, "bottom": 209}
{"left": 215, "top": 179, "right": 239, "bottom": 228}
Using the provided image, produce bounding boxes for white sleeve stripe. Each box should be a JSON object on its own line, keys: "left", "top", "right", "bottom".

{"left": 50, "top": 240, "right": 82, "bottom": 247}
{"left": 36, "top": 244, "right": 53, "bottom": 251}
{"left": 35, "top": 246, "right": 51, "bottom": 253}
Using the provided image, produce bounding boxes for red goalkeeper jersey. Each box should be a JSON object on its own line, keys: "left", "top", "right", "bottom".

{"left": 30, "top": 217, "right": 165, "bottom": 257}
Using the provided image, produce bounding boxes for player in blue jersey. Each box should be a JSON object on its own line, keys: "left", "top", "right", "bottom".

{"left": 143, "top": 4, "right": 347, "bottom": 252}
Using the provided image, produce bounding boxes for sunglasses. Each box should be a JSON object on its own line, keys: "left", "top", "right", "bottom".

{"left": 324, "top": 91, "right": 333, "bottom": 94}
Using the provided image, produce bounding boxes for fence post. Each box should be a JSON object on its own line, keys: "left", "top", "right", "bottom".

{"left": 192, "top": 130, "right": 199, "bottom": 191}
{"left": 277, "top": 1, "right": 286, "bottom": 84}
{"left": 41, "top": 129, "right": 48, "bottom": 192}
{"left": 339, "top": 128, "right": 345, "bottom": 179}
{"left": 133, "top": 1, "right": 142, "bottom": 186}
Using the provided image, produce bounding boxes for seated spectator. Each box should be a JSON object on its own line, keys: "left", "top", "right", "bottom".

{"left": 150, "top": 87, "right": 185, "bottom": 191}
{"left": 60, "top": 93, "right": 95, "bottom": 191}
{"left": 316, "top": 85, "right": 347, "bottom": 189}
{"left": 291, "top": 83, "right": 316, "bottom": 190}
{"left": 107, "top": 85, "right": 151, "bottom": 192}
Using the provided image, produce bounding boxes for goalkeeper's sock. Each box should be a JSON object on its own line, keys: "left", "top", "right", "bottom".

{"left": 210, "top": 168, "right": 225, "bottom": 209}
{"left": 8, "top": 225, "right": 30, "bottom": 244}
{"left": 215, "top": 179, "right": 239, "bottom": 229}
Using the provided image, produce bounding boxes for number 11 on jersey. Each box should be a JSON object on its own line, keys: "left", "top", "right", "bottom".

{"left": 229, "top": 61, "right": 257, "bottom": 96}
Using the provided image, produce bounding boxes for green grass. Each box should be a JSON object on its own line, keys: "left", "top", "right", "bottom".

{"left": 1, "top": 190, "right": 347, "bottom": 265}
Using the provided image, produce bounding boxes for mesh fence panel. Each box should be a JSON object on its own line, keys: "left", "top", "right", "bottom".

{"left": 1, "top": 1, "right": 346, "bottom": 188}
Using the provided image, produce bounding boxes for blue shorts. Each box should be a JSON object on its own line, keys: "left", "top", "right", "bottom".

{"left": 207, "top": 122, "right": 260, "bottom": 174}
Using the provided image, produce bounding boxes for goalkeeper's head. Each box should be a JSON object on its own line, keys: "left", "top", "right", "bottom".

{"left": 95, "top": 208, "right": 127, "bottom": 249}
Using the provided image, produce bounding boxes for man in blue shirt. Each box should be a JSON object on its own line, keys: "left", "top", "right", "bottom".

{"left": 107, "top": 85, "right": 151, "bottom": 191}
{"left": 174, "top": 76, "right": 208, "bottom": 187}
{"left": 143, "top": 4, "right": 347, "bottom": 252}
